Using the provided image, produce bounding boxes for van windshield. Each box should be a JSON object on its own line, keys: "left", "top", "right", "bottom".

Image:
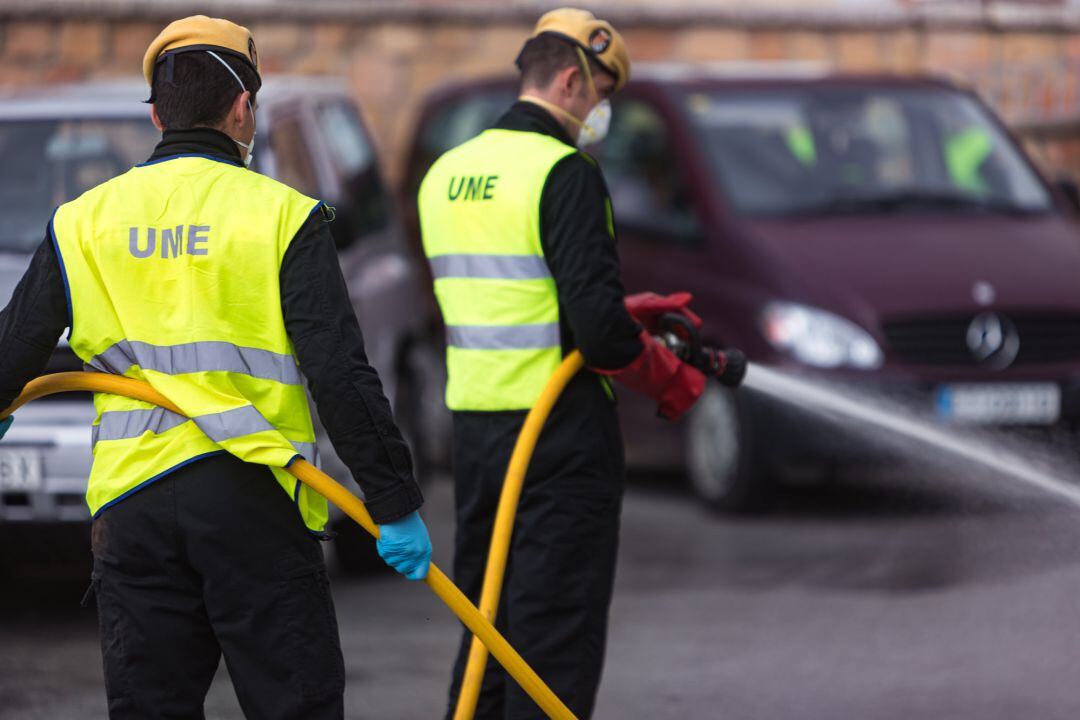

{"left": 684, "top": 86, "right": 1053, "bottom": 216}
{"left": 0, "top": 118, "right": 159, "bottom": 253}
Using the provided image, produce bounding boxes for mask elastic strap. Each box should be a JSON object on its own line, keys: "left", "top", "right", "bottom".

{"left": 575, "top": 46, "right": 599, "bottom": 101}
{"left": 206, "top": 50, "right": 247, "bottom": 94}
{"left": 206, "top": 49, "right": 256, "bottom": 166}
{"left": 518, "top": 95, "right": 585, "bottom": 129}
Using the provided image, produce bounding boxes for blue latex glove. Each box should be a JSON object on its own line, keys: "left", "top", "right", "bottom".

{"left": 375, "top": 510, "right": 432, "bottom": 580}
{"left": 0, "top": 416, "right": 11, "bottom": 441}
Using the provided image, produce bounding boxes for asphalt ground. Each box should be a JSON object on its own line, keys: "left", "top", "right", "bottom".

{"left": 3, "top": 465, "right": 1080, "bottom": 719}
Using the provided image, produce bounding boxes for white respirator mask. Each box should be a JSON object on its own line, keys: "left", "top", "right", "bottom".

{"left": 576, "top": 98, "right": 611, "bottom": 147}
{"left": 206, "top": 50, "right": 256, "bottom": 168}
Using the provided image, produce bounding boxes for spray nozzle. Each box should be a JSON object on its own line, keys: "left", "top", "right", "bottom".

{"left": 657, "top": 312, "right": 746, "bottom": 388}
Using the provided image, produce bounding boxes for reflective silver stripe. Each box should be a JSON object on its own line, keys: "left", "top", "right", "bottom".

{"left": 87, "top": 340, "right": 302, "bottom": 385}
{"left": 194, "top": 405, "right": 275, "bottom": 444}
{"left": 91, "top": 406, "right": 318, "bottom": 459}
{"left": 429, "top": 254, "right": 552, "bottom": 280}
{"left": 446, "top": 323, "right": 560, "bottom": 350}
{"left": 292, "top": 441, "right": 318, "bottom": 462}
{"left": 92, "top": 407, "right": 189, "bottom": 445}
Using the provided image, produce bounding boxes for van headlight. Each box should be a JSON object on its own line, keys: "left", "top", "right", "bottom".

{"left": 760, "top": 302, "right": 883, "bottom": 369}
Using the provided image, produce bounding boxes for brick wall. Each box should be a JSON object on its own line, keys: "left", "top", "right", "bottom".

{"left": 2, "top": 4, "right": 1079, "bottom": 182}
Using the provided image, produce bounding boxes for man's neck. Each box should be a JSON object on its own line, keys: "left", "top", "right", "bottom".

{"left": 148, "top": 126, "right": 243, "bottom": 165}
{"left": 519, "top": 90, "right": 579, "bottom": 136}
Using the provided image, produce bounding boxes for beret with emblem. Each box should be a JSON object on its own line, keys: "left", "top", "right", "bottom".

{"left": 521, "top": 8, "right": 630, "bottom": 91}
{"left": 143, "top": 15, "right": 261, "bottom": 101}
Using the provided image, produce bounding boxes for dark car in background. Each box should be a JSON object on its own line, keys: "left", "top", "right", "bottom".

{"left": 402, "top": 65, "right": 1080, "bottom": 512}
{"left": 0, "top": 79, "right": 445, "bottom": 570}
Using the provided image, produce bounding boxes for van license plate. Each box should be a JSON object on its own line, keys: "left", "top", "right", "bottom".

{"left": 0, "top": 449, "right": 43, "bottom": 491}
{"left": 935, "top": 383, "right": 1060, "bottom": 425}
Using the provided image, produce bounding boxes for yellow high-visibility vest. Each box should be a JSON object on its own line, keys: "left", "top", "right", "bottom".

{"left": 51, "top": 153, "right": 327, "bottom": 532}
{"left": 418, "top": 129, "right": 577, "bottom": 411}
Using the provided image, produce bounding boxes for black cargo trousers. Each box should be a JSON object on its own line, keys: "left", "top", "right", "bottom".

{"left": 86, "top": 453, "right": 345, "bottom": 720}
{"left": 445, "top": 376, "right": 626, "bottom": 720}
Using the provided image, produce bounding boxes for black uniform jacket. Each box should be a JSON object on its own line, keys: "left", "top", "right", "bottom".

{"left": 0, "top": 128, "right": 423, "bottom": 524}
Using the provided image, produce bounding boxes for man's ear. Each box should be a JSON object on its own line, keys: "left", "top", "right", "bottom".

{"left": 555, "top": 65, "right": 581, "bottom": 100}
{"left": 231, "top": 90, "right": 252, "bottom": 128}
{"left": 150, "top": 103, "right": 165, "bottom": 132}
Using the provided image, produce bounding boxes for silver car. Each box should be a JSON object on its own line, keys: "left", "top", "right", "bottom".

{"left": 0, "top": 79, "right": 447, "bottom": 571}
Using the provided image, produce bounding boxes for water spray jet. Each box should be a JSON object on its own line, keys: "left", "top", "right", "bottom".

{"left": 742, "top": 363, "right": 1080, "bottom": 510}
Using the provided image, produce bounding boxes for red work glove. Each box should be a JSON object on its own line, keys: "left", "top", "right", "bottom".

{"left": 624, "top": 292, "right": 703, "bottom": 333}
{"left": 595, "top": 331, "right": 706, "bottom": 420}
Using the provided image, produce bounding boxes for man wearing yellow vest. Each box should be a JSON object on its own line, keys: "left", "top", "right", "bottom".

{"left": 0, "top": 16, "right": 431, "bottom": 719}
{"left": 420, "top": 9, "right": 740, "bottom": 719}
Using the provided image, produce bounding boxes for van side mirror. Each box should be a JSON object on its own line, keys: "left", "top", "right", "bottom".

{"left": 1054, "top": 178, "right": 1080, "bottom": 214}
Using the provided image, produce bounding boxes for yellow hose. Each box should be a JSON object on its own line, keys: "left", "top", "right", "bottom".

{"left": 454, "top": 351, "right": 586, "bottom": 720}
{"left": 1, "top": 372, "right": 577, "bottom": 720}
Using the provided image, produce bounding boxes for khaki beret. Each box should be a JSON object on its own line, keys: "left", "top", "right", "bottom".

{"left": 527, "top": 8, "right": 630, "bottom": 91}
{"left": 143, "top": 15, "right": 260, "bottom": 90}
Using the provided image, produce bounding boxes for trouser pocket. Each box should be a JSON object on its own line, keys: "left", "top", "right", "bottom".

{"left": 276, "top": 554, "right": 345, "bottom": 700}
{"left": 92, "top": 575, "right": 132, "bottom": 704}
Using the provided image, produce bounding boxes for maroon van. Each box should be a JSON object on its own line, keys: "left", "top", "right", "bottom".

{"left": 401, "top": 66, "right": 1080, "bottom": 512}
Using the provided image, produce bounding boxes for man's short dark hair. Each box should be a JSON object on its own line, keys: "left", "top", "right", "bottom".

{"left": 152, "top": 51, "right": 259, "bottom": 130}
{"left": 516, "top": 34, "right": 609, "bottom": 90}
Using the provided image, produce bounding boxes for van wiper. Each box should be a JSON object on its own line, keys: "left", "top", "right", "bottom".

{"left": 791, "top": 190, "right": 1042, "bottom": 216}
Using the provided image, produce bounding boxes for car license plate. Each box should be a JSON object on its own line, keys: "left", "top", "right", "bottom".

{"left": 0, "top": 449, "right": 43, "bottom": 492}
{"left": 935, "top": 383, "right": 1060, "bottom": 425}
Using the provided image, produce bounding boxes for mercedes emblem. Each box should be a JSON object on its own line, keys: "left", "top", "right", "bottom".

{"left": 966, "top": 312, "right": 1019, "bottom": 369}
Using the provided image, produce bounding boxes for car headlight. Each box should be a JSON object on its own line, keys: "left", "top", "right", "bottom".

{"left": 760, "top": 302, "right": 883, "bottom": 369}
